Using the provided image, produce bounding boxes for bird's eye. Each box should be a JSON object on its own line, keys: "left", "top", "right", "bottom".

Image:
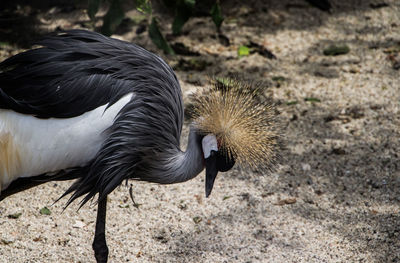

{"left": 216, "top": 148, "right": 235, "bottom": 172}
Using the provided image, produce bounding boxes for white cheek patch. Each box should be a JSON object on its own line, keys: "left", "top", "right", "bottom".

{"left": 202, "top": 134, "right": 218, "bottom": 159}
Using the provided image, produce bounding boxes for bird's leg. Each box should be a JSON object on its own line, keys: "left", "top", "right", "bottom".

{"left": 129, "top": 184, "right": 140, "bottom": 209}
{"left": 93, "top": 196, "right": 109, "bottom": 263}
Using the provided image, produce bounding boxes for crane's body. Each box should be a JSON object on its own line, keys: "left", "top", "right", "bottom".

{"left": 0, "top": 30, "right": 198, "bottom": 203}
{"left": 0, "top": 30, "right": 278, "bottom": 263}
{"left": 0, "top": 93, "right": 132, "bottom": 190}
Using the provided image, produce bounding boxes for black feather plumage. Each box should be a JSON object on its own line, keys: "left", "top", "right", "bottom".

{"left": 0, "top": 30, "right": 184, "bottom": 206}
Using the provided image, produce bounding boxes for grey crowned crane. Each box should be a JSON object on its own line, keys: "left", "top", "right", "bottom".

{"left": 0, "top": 30, "right": 279, "bottom": 263}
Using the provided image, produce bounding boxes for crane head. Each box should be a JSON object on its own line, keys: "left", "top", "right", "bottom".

{"left": 191, "top": 78, "right": 280, "bottom": 197}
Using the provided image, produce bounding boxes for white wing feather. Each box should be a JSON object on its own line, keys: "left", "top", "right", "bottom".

{"left": 0, "top": 93, "right": 133, "bottom": 191}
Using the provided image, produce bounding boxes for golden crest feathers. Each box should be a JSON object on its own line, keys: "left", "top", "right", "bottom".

{"left": 190, "top": 78, "right": 280, "bottom": 170}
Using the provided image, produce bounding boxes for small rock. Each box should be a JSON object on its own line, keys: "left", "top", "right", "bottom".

{"left": 314, "top": 189, "right": 324, "bottom": 195}
{"left": 331, "top": 147, "right": 346, "bottom": 155}
{"left": 154, "top": 230, "right": 169, "bottom": 243}
{"left": 136, "top": 24, "right": 146, "bottom": 35}
{"left": 171, "top": 43, "right": 200, "bottom": 56}
{"left": 178, "top": 202, "right": 187, "bottom": 210}
{"left": 346, "top": 106, "right": 364, "bottom": 119}
{"left": 290, "top": 114, "right": 298, "bottom": 121}
{"left": 324, "top": 115, "right": 335, "bottom": 122}
{"left": 218, "top": 33, "right": 230, "bottom": 47}
{"left": 314, "top": 67, "right": 339, "bottom": 78}
{"left": 33, "top": 236, "right": 43, "bottom": 242}
{"left": 58, "top": 239, "right": 70, "bottom": 246}
{"left": 307, "top": 178, "right": 314, "bottom": 185}
{"left": 275, "top": 198, "right": 296, "bottom": 205}
{"left": 7, "top": 212, "right": 22, "bottom": 219}
{"left": 301, "top": 163, "right": 311, "bottom": 171}
{"left": 304, "top": 197, "right": 314, "bottom": 204}
{"left": 194, "top": 194, "right": 203, "bottom": 204}
{"left": 193, "top": 216, "right": 202, "bottom": 224}
{"left": 349, "top": 66, "right": 360, "bottom": 73}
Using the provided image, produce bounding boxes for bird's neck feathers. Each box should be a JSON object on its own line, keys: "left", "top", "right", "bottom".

{"left": 146, "top": 126, "right": 204, "bottom": 184}
{"left": 179, "top": 126, "right": 205, "bottom": 181}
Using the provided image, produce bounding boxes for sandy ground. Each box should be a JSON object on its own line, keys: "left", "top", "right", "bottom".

{"left": 1, "top": 0, "right": 400, "bottom": 262}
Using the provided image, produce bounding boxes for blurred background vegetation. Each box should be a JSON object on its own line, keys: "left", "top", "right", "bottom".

{"left": 0, "top": 0, "right": 226, "bottom": 54}
{"left": 0, "top": 0, "right": 334, "bottom": 54}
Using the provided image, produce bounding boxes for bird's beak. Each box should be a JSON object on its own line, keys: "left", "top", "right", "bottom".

{"left": 205, "top": 150, "right": 218, "bottom": 198}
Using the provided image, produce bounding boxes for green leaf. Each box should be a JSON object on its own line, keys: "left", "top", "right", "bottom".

{"left": 323, "top": 44, "right": 350, "bottom": 56}
{"left": 210, "top": 1, "right": 224, "bottom": 29}
{"left": 88, "top": 0, "right": 101, "bottom": 20}
{"left": 134, "top": 0, "right": 152, "bottom": 15}
{"left": 172, "top": 11, "right": 190, "bottom": 35}
{"left": 149, "top": 17, "right": 175, "bottom": 55}
{"left": 0, "top": 41, "right": 10, "bottom": 48}
{"left": 272, "top": 76, "right": 286, "bottom": 82}
{"left": 238, "top": 45, "right": 250, "bottom": 57}
{"left": 184, "top": 0, "right": 195, "bottom": 8}
{"left": 40, "top": 207, "right": 51, "bottom": 215}
{"left": 172, "top": 0, "right": 195, "bottom": 35}
{"left": 215, "top": 77, "right": 233, "bottom": 87}
{"left": 172, "top": 14, "right": 190, "bottom": 35}
{"left": 101, "top": 0, "right": 125, "bottom": 36}
{"left": 286, "top": 101, "right": 298, "bottom": 105}
{"left": 304, "top": 97, "right": 321, "bottom": 103}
